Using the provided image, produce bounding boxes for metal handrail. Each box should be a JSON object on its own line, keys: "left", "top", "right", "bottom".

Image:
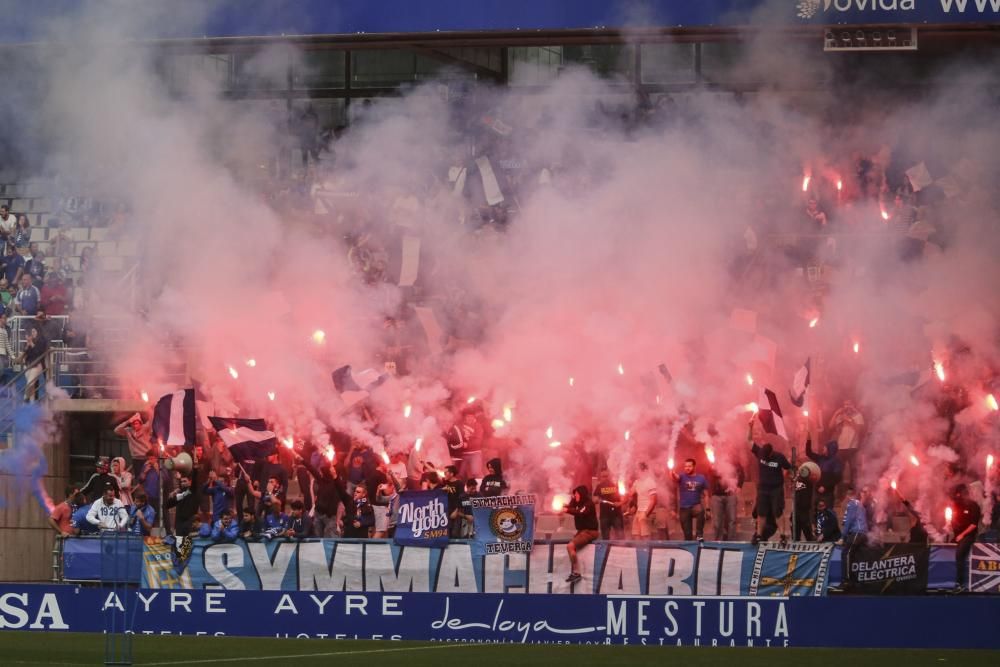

{"left": 7, "top": 314, "right": 69, "bottom": 355}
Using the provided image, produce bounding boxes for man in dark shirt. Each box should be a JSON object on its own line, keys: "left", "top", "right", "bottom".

{"left": 342, "top": 484, "right": 375, "bottom": 538}
{"left": 674, "top": 459, "right": 709, "bottom": 541}
{"left": 749, "top": 420, "right": 791, "bottom": 544}
{"left": 80, "top": 457, "right": 120, "bottom": 503}
{"left": 951, "top": 484, "right": 982, "bottom": 591}
{"left": 592, "top": 469, "right": 624, "bottom": 540}
{"left": 165, "top": 470, "right": 200, "bottom": 536}
{"left": 708, "top": 461, "right": 743, "bottom": 541}
{"left": 815, "top": 498, "right": 841, "bottom": 542}
{"left": 563, "top": 485, "right": 598, "bottom": 584}
{"left": 793, "top": 467, "right": 816, "bottom": 541}
{"left": 480, "top": 458, "right": 509, "bottom": 497}
{"left": 441, "top": 466, "right": 464, "bottom": 538}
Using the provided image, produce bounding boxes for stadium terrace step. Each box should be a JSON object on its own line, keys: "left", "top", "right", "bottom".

{"left": 49, "top": 398, "right": 148, "bottom": 413}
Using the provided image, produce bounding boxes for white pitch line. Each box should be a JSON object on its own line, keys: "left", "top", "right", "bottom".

{"left": 142, "top": 642, "right": 479, "bottom": 665}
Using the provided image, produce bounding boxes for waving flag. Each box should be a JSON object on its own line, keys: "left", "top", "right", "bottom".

{"left": 332, "top": 365, "right": 389, "bottom": 408}
{"left": 789, "top": 358, "right": 811, "bottom": 407}
{"left": 208, "top": 416, "right": 276, "bottom": 466}
{"left": 758, "top": 387, "right": 787, "bottom": 440}
{"left": 151, "top": 389, "right": 196, "bottom": 448}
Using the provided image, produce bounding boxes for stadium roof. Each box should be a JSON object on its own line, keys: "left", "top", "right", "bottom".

{"left": 0, "top": 0, "right": 997, "bottom": 45}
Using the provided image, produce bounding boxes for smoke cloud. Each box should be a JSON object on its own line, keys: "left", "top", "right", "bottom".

{"left": 2, "top": 3, "right": 998, "bottom": 535}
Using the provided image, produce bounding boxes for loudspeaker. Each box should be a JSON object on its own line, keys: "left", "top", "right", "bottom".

{"left": 164, "top": 452, "right": 193, "bottom": 474}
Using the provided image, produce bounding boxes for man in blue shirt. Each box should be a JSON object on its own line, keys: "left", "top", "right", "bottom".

{"left": 127, "top": 491, "right": 157, "bottom": 536}
{"left": 69, "top": 493, "right": 99, "bottom": 536}
{"left": 841, "top": 486, "right": 869, "bottom": 590}
{"left": 202, "top": 469, "right": 234, "bottom": 524}
{"left": 13, "top": 274, "right": 40, "bottom": 316}
{"left": 674, "top": 458, "right": 709, "bottom": 541}
{"left": 1, "top": 245, "right": 23, "bottom": 286}
{"left": 210, "top": 510, "right": 240, "bottom": 542}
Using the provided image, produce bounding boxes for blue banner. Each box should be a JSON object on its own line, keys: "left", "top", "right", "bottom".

{"left": 137, "top": 537, "right": 834, "bottom": 596}
{"left": 5, "top": 1, "right": 1000, "bottom": 44}
{"left": 1, "top": 584, "right": 999, "bottom": 648}
{"left": 394, "top": 490, "right": 450, "bottom": 548}
{"left": 470, "top": 494, "right": 536, "bottom": 557}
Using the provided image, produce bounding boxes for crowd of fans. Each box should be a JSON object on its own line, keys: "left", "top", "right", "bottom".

{"left": 20, "top": 90, "right": 997, "bottom": 597}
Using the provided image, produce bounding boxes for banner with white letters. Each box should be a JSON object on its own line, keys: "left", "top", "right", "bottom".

{"left": 139, "top": 538, "right": 833, "bottom": 597}
{"left": 393, "top": 490, "right": 449, "bottom": 547}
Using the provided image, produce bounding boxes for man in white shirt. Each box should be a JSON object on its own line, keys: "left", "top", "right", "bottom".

{"left": 630, "top": 462, "right": 658, "bottom": 540}
{"left": 0, "top": 205, "right": 16, "bottom": 243}
{"left": 86, "top": 483, "right": 127, "bottom": 531}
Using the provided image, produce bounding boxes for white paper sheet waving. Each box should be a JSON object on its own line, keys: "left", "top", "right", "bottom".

{"left": 905, "top": 162, "right": 933, "bottom": 192}
{"left": 452, "top": 167, "right": 467, "bottom": 197}
{"left": 413, "top": 306, "right": 445, "bottom": 354}
{"left": 476, "top": 156, "right": 505, "bottom": 206}
{"left": 398, "top": 235, "right": 421, "bottom": 287}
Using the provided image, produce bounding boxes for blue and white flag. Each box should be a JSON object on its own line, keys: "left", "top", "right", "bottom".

{"left": 151, "top": 389, "right": 196, "bottom": 448}
{"left": 789, "top": 357, "right": 811, "bottom": 407}
{"left": 208, "top": 416, "right": 276, "bottom": 466}
{"left": 393, "top": 490, "right": 450, "bottom": 547}
{"left": 331, "top": 365, "right": 389, "bottom": 407}
{"left": 758, "top": 387, "right": 787, "bottom": 440}
{"left": 470, "top": 494, "right": 536, "bottom": 557}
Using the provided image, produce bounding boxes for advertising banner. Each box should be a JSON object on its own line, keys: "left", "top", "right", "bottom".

{"left": 470, "top": 494, "right": 536, "bottom": 557}
{"left": 8, "top": 1, "right": 1000, "bottom": 45}
{"left": 846, "top": 543, "right": 929, "bottom": 594}
{"left": 393, "top": 490, "right": 450, "bottom": 548}
{"left": 1, "top": 584, "right": 1000, "bottom": 648}
{"left": 139, "top": 538, "right": 832, "bottom": 596}
{"left": 969, "top": 543, "right": 1000, "bottom": 594}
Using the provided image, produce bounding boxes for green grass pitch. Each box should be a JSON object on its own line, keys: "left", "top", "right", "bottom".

{"left": 1, "top": 633, "right": 997, "bottom": 666}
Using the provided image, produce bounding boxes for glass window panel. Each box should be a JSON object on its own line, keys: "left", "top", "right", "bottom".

{"left": 293, "top": 50, "right": 346, "bottom": 90}
{"left": 351, "top": 50, "right": 418, "bottom": 88}
{"left": 233, "top": 51, "right": 285, "bottom": 91}
{"left": 562, "top": 44, "right": 635, "bottom": 80}
{"left": 640, "top": 43, "right": 696, "bottom": 84}
{"left": 508, "top": 46, "right": 563, "bottom": 86}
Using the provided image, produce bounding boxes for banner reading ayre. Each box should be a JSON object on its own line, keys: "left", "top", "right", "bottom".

{"left": 142, "top": 538, "right": 833, "bottom": 596}
{"left": 3, "top": 584, "right": 1000, "bottom": 648}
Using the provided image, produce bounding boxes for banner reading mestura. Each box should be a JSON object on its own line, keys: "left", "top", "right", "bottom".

{"left": 470, "top": 494, "right": 536, "bottom": 557}
{"left": 142, "top": 538, "right": 832, "bottom": 596}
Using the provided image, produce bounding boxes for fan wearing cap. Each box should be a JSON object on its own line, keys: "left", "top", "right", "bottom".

{"left": 80, "top": 457, "right": 120, "bottom": 503}
{"left": 86, "top": 482, "right": 128, "bottom": 531}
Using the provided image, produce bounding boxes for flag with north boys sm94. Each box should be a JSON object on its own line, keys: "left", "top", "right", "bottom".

{"left": 393, "top": 490, "right": 449, "bottom": 547}
{"left": 471, "top": 494, "right": 535, "bottom": 557}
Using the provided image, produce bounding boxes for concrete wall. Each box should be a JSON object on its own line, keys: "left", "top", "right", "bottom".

{"left": 0, "top": 423, "right": 69, "bottom": 582}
